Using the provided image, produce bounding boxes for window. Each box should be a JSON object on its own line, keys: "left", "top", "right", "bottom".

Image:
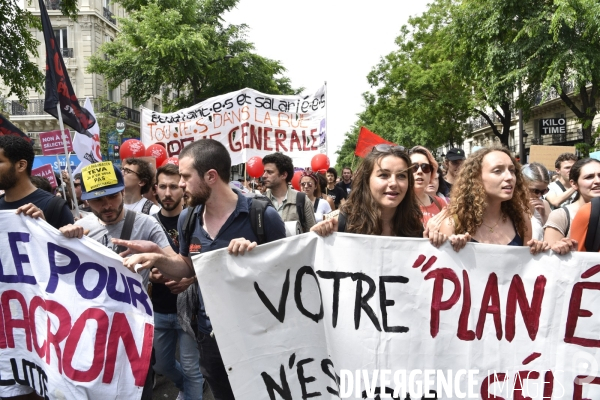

{"left": 53, "top": 28, "right": 67, "bottom": 49}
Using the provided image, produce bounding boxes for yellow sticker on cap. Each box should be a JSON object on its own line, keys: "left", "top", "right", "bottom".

{"left": 82, "top": 161, "right": 118, "bottom": 192}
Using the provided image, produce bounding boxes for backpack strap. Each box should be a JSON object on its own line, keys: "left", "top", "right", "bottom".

{"left": 141, "top": 199, "right": 153, "bottom": 215}
{"left": 585, "top": 197, "right": 600, "bottom": 252}
{"left": 337, "top": 212, "right": 347, "bottom": 233}
{"left": 45, "top": 195, "right": 67, "bottom": 229}
{"left": 313, "top": 197, "right": 320, "bottom": 212}
{"left": 115, "top": 209, "right": 136, "bottom": 254}
{"left": 555, "top": 181, "right": 566, "bottom": 192}
{"left": 561, "top": 206, "right": 571, "bottom": 237}
{"left": 295, "top": 191, "right": 307, "bottom": 232}
{"left": 250, "top": 197, "right": 270, "bottom": 245}
{"left": 428, "top": 195, "right": 442, "bottom": 212}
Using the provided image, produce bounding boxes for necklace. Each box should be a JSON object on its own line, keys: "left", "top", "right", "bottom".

{"left": 481, "top": 214, "right": 503, "bottom": 233}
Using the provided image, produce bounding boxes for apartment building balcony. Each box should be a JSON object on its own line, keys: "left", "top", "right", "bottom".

{"left": 2, "top": 98, "right": 140, "bottom": 124}
{"left": 103, "top": 7, "right": 117, "bottom": 25}
{"left": 45, "top": 0, "right": 61, "bottom": 10}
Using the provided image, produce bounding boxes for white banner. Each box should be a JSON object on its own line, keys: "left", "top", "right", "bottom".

{"left": 194, "top": 234, "right": 600, "bottom": 399}
{"left": 140, "top": 86, "right": 327, "bottom": 167}
{"left": 0, "top": 212, "right": 153, "bottom": 399}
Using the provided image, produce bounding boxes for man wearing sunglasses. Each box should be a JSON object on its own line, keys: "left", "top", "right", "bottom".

{"left": 441, "top": 148, "right": 466, "bottom": 197}
{"left": 122, "top": 158, "right": 160, "bottom": 215}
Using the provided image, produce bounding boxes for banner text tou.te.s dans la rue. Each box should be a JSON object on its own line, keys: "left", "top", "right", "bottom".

{"left": 0, "top": 212, "right": 153, "bottom": 399}
{"left": 140, "top": 86, "right": 327, "bottom": 167}
{"left": 194, "top": 234, "right": 600, "bottom": 399}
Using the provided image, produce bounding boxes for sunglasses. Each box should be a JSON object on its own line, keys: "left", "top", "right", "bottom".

{"left": 121, "top": 167, "right": 139, "bottom": 176}
{"left": 372, "top": 144, "right": 406, "bottom": 153}
{"left": 411, "top": 163, "right": 432, "bottom": 174}
{"left": 529, "top": 187, "right": 549, "bottom": 196}
{"left": 300, "top": 182, "right": 314, "bottom": 188}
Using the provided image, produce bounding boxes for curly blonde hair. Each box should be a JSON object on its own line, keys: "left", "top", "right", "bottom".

{"left": 340, "top": 148, "right": 423, "bottom": 237}
{"left": 448, "top": 146, "right": 530, "bottom": 239}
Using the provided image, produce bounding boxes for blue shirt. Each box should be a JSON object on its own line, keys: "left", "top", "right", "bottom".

{"left": 178, "top": 190, "right": 285, "bottom": 333}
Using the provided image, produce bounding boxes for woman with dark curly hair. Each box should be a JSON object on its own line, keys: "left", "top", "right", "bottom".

{"left": 439, "top": 146, "right": 548, "bottom": 254}
{"left": 310, "top": 145, "right": 446, "bottom": 246}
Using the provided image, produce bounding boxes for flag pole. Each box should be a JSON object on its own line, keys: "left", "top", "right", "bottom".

{"left": 324, "top": 81, "right": 328, "bottom": 156}
{"left": 55, "top": 153, "right": 67, "bottom": 201}
{"left": 56, "top": 104, "right": 80, "bottom": 218}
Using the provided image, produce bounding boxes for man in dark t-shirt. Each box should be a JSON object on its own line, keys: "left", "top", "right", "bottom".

{"left": 151, "top": 164, "right": 203, "bottom": 400}
{"left": 325, "top": 167, "right": 346, "bottom": 209}
{"left": 336, "top": 166, "right": 353, "bottom": 196}
{"left": 0, "top": 135, "right": 73, "bottom": 230}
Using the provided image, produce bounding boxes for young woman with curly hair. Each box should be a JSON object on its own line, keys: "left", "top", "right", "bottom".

{"left": 439, "top": 146, "right": 548, "bottom": 254}
{"left": 311, "top": 145, "right": 445, "bottom": 246}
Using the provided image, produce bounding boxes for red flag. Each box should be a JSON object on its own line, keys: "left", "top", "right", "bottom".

{"left": 354, "top": 126, "right": 395, "bottom": 157}
{"left": 0, "top": 114, "right": 31, "bottom": 143}
{"left": 39, "top": 0, "right": 96, "bottom": 134}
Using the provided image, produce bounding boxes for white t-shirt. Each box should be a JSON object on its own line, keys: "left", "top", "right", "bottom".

{"left": 124, "top": 198, "right": 161, "bottom": 215}
{"left": 314, "top": 197, "right": 332, "bottom": 222}
{"left": 545, "top": 181, "right": 577, "bottom": 208}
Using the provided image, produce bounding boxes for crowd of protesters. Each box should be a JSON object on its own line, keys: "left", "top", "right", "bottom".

{"left": 2, "top": 133, "right": 600, "bottom": 400}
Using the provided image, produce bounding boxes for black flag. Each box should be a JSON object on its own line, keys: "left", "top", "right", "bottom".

{"left": 0, "top": 114, "right": 32, "bottom": 143}
{"left": 39, "top": 0, "right": 96, "bottom": 133}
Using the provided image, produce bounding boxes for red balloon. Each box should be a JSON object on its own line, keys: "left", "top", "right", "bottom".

{"left": 120, "top": 139, "right": 146, "bottom": 160}
{"left": 161, "top": 157, "right": 179, "bottom": 167}
{"left": 311, "top": 154, "right": 330, "bottom": 172}
{"left": 291, "top": 170, "right": 303, "bottom": 191}
{"left": 246, "top": 156, "right": 264, "bottom": 178}
{"left": 145, "top": 143, "right": 168, "bottom": 166}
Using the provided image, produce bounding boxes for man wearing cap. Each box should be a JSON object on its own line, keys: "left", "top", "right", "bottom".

{"left": 59, "top": 161, "right": 173, "bottom": 399}
{"left": 441, "top": 148, "right": 466, "bottom": 197}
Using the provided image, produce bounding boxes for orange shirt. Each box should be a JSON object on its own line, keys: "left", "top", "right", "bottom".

{"left": 420, "top": 196, "right": 447, "bottom": 225}
{"left": 571, "top": 202, "right": 592, "bottom": 251}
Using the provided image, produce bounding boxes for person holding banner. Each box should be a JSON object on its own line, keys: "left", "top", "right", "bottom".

{"left": 440, "top": 146, "right": 548, "bottom": 254}
{"left": 544, "top": 157, "right": 600, "bottom": 253}
{"left": 311, "top": 145, "right": 448, "bottom": 247}
{"left": 120, "top": 139, "right": 286, "bottom": 400}
{"left": 0, "top": 135, "right": 74, "bottom": 230}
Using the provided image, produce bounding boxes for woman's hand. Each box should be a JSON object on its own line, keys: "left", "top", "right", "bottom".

{"left": 550, "top": 237, "right": 577, "bottom": 255}
{"left": 311, "top": 218, "right": 338, "bottom": 237}
{"left": 423, "top": 226, "right": 447, "bottom": 248}
{"left": 449, "top": 233, "right": 470, "bottom": 252}
{"left": 527, "top": 239, "right": 550, "bottom": 255}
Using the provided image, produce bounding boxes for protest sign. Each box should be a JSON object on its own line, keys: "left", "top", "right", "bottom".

{"left": 81, "top": 161, "right": 118, "bottom": 192}
{"left": 194, "top": 234, "right": 600, "bottom": 399}
{"left": 39, "top": 130, "right": 73, "bottom": 156}
{"left": 31, "top": 164, "right": 58, "bottom": 189}
{"left": 140, "top": 86, "right": 327, "bottom": 167}
{"left": 529, "top": 145, "right": 576, "bottom": 170}
{"left": 0, "top": 212, "right": 153, "bottom": 399}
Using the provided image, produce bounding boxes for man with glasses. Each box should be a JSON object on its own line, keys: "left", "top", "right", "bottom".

{"left": 59, "top": 161, "right": 173, "bottom": 399}
{"left": 441, "top": 148, "right": 466, "bottom": 197}
{"left": 262, "top": 152, "right": 316, "bottom": 233}
{"left": 122, "top": 157, "right": 160, "bottom": 215}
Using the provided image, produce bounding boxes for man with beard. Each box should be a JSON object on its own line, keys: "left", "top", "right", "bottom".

{"left": 59, "top": 161, "right": 173, "bottom": 399}
{"left": 119, "top": 139, "right": 286, "bottom": 400}
{"left": 0, "top": 135, "right": 73, "bottom": 230}
{"left": 151, "top": 163, "right": 204, "bottom": 400}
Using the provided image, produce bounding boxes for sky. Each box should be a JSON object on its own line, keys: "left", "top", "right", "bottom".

{"left": 225, "top": 0, "right": 431, "bottom": 166}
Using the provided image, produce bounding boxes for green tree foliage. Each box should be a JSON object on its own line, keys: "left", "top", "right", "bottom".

{"left": 88, "top": 0, "right": 296, "bottom": 111}
{"left": 518, "top": 0, "right": 600, "bottom": 144}
{"left": 0, "top": 0, "right": 43, "bottom": 103}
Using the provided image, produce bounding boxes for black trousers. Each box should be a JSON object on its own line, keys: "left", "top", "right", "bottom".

{"left": 197, "top": 332, "right": 235, "bottom": 400}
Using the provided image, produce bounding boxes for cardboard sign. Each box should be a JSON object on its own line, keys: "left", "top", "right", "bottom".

{"left": 195, "top": 234, "right": 600, "bottom": 399}
{"left": 0, "top": 212, "right": 153, "bottom": 399}
{"left": 529, "top": 145, "right": 576, "bottom": 170}
{"left": 39, "top": 129, "right": 73, "bottom": 155}
{"left": 81, "top": 161, "right": 118, "bottom": 192}
{"left": 31, "top": 164, "right": 58, "bottom": 188}
{"left": 140, "top": 86, "right": 327, "bottom": 167}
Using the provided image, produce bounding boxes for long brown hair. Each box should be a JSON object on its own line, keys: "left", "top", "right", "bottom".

{"left": 448, "top": 146, "right": 530, "bottom": 239}
{"left": 340, "top": 147, "right": 423, "bottom": 237}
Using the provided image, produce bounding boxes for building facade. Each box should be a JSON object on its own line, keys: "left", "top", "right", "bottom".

{"left": 1, "top": 0, "right": 163, "bottom": 153}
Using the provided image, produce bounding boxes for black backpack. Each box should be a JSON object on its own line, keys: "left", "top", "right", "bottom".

{"left": 584, "top": 197, "right": 600, "bottom": 252}
{"left": 182, "top": 194, "right": 274, "bottom": 247}
{"left": 295, "top": 191, "right": 308, "bottom": 232}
